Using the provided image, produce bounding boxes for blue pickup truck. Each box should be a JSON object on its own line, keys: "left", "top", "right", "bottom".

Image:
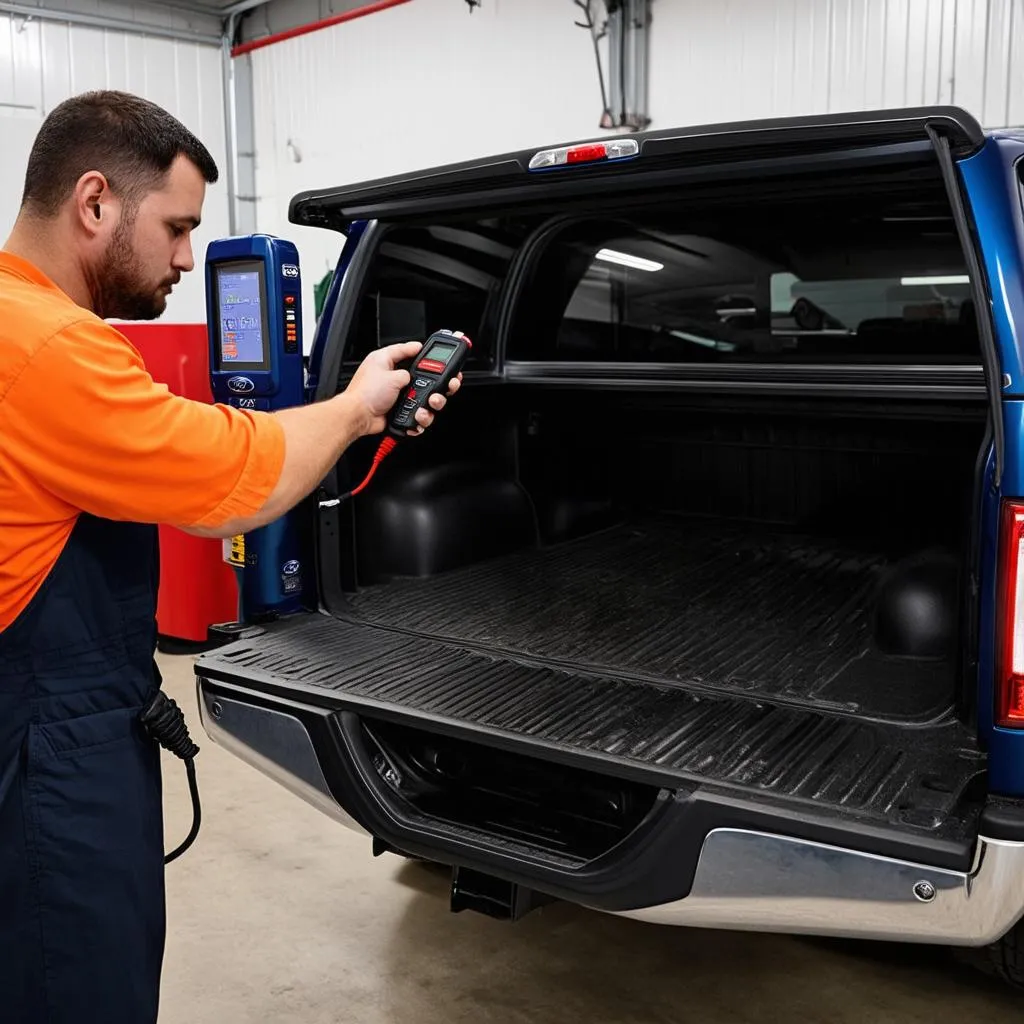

{"left": 195, "top": 106, "right": 1024, "bottom": 988}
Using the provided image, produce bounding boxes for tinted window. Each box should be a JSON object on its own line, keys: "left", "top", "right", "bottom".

{"left": 345, "top": 219, "right": 530, "bottom": 370}
{"left": 508, "top": 186, "right": 977, "bottom": 364}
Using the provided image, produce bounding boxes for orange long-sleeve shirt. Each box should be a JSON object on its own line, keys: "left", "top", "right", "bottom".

{"left": 0, "top": 251, "right": 286, "bottom": 630}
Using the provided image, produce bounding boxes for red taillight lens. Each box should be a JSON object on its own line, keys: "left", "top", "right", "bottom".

{"left": 997, "top": 500, "right": 1024, "bottom": 727}
{"left": 567, "top": 143, "right": 608, "bottom": 164}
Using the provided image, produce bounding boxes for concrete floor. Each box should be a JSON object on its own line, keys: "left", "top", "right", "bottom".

{"left": 155, "top": 651, "right": 1021, "bottom": 1024}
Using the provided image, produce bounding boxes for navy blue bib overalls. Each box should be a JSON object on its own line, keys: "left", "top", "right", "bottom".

{"left": 0, "top": 512, "right": 166, "bottom": 1022}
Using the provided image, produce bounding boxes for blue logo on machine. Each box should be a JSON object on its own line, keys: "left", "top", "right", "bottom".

{"left": 282, "top": 560, "right": 301, "bottom": 576}
{"left": 227, "top": 376, "right": 255, "bottom": 394}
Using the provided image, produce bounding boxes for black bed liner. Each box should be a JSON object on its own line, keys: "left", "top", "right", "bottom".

{"left": 197, "top": 518, "right": 988, "bottom": 879}
{"left": 348, "top": 519, "right": 957, "bottom": 725}
{"left": 198, "top": 610, "right": 985, "bottom": 860}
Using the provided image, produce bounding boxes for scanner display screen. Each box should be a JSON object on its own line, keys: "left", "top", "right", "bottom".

{"left": 215, "top": 261, "right": 269, "bottom": 370}
{"left": 423, "top": 341, "right": 458, "bottom": 365}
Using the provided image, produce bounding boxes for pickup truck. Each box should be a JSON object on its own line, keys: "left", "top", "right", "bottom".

{"left": 194, "top": 106, "right": 1024, "bottom": 989}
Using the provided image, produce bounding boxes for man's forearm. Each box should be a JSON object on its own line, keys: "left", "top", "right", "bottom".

{"left": 186, "top": 394, "right": 368, "bottom": 538}
{"left": 181, "top": 339, "right": 453, "bottom": 541}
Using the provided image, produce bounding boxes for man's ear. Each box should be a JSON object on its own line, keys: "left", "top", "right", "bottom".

{"left": 72, "top": 170, "right": 113, "bottom": 235}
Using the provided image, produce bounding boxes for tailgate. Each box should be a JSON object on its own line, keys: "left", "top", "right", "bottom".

{"left": 194, "top": 612, "right": 984, "bottom": 911}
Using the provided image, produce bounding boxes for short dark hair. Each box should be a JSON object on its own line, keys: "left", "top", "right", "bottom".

{"left": 21, "top": 89, "right": 219, "bottom": 217}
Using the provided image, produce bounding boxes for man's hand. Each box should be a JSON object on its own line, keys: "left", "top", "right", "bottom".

{"left": 344, "top": 341, "right": 463, "bottom": 437}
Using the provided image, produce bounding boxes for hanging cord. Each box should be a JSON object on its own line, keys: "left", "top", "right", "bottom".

{"left": 574, "top": 0, "right": 612, "bottom": 128}
{"left": 139, "top": 691, "right": 202, "bottom": 864}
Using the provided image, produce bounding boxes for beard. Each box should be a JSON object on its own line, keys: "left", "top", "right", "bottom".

{"left": 87, "top": 212, "right": 177, "bottom": 321}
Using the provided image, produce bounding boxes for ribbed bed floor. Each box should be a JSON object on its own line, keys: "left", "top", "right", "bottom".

{"left": 347, "top": 517, "right": 957, "bottom": 724}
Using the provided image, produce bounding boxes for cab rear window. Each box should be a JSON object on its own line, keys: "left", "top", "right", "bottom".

{"left": 344, "top": 219, "right": 533, "bottom": 371}
{"left": 506, "top": 169, "right": 978, "bottom": 366}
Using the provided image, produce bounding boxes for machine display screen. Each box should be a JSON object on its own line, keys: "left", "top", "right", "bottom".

{"left": 423, "top": 341, "right": 458, "bottom": 365}
{"left": 215, "top": 261, "right": 269, "bottom": 370}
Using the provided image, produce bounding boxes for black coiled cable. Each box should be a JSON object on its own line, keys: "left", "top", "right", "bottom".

{"left": 139, "top": 691, "right": 202, "bottom": 864}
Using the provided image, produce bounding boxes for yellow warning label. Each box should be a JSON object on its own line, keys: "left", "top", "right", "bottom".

{"left": 226, "top": 534, "right": 245, "bottom": 567}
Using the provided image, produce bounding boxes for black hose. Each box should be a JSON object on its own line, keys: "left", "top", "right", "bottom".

{"left": 139, "top": 691, "right": 203, "bottom": 864}
{"left": 165, "top": 759, "right": 201, "bottom": 864}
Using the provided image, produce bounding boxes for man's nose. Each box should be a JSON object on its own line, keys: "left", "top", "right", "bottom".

{"left": 173, "top": 239, "right": 195, "bottom": 273}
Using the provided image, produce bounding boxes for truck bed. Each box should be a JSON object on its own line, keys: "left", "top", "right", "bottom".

{"left": 347, "top": 517, "right": 958, "bottom": 724}
{"left": 197, "top": 516, "right": 986, "bottom": 873}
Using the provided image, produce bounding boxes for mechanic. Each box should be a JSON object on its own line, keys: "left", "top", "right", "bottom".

{"left": 0, "top": 89, "right": 459, "bottom": 1024}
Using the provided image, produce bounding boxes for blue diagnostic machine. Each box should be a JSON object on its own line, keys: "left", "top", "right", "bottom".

{"left": 206, "top": 234, "right": 306, "bottom": 620}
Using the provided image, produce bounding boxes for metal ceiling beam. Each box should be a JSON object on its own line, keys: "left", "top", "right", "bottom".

{"left": 133, "top": 0, "right": 227, "bottom": 17}
{"left": 0, "top": 0, "right": 222, "bottom": 44}
{"left": 222, "top": 0, "right": 272, "bottom": 19}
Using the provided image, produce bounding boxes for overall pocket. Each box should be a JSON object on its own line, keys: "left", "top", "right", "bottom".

{"left": 25, "top": 704, "right": 166, "bottom": 1024}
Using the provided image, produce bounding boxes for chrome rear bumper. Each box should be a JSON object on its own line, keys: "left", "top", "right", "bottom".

{"left": 197, "top": 681, "right": 367, "bottom": 836}
{"left": 197, "top": 681, "right": 1024, "bottom": 947}
{"left": 607, "top": 828, "right": 1024, "bottom": 946}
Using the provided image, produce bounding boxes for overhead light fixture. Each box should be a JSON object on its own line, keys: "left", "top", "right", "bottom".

{"left": 900, "top": 275, "right": 969, "bottom": 285}
{"left": 595, "top": 248, "right": 664, "bottom": 272}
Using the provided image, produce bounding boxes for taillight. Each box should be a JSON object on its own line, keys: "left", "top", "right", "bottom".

{"left": 997, "top": 500, "right": 1024, "bottom": 726}
{"left": 528, "top": 138, "right": 639, "bottom": 171}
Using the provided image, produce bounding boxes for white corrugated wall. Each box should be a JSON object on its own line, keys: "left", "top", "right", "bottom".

{"left": 249, "top": 0, "right": 1024, "bottom": 338}
{"left": 0, "top": 11, "right": 228, "bottom": 323}
{"left": 250, "top": 0, "right": 598, "bottom": 323}
{"left": 651, "top": 0, "right": 1024, "bottom": 129}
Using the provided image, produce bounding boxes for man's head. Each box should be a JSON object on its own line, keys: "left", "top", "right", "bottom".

{"left": 20, "top": 90, "right": 219, "bottom": 320}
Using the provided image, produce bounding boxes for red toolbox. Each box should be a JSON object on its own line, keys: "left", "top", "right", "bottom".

{"left": 121, "top": 324, "right": 239, "bottom": 651}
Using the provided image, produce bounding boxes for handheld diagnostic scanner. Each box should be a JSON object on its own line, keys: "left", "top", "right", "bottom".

{"left": 388, "top": 330, "right": 472, "bottom": 438}
{"left": 326, "top": 330, "right": 472, "bottom": 503}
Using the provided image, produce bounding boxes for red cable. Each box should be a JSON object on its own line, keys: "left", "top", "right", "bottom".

{"left": 349, "top": 436, "right": 398, "bottom": 497}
